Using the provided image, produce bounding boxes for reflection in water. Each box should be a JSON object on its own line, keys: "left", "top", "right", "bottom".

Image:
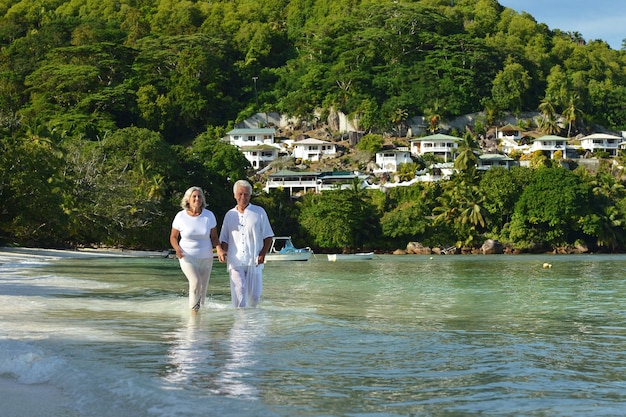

{"left": 163, "top": 310, "right": 266, "bottom": 400}
{"left": 213, "top": 310, "right": 265, "bottom": 399}
{"left": 163, "top": 314, "right": 213, "bottom": 386}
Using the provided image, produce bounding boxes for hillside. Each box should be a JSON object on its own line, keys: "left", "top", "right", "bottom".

{"left": 1, "top": 0, "right": 626, "bottom": 250}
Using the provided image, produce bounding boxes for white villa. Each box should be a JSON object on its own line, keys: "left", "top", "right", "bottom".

{"left": 497, "top": 124, "right": 523, "bottom": 141}
{"left": 226, "top": 128, "right": 276, "bottom": 147}
{"left": 529, "top": 135, "right": 569, "bottom": 159}
{"left": 374, "top": 148, "right": 413, "bottom": 174}
{"left": 225, "top": 128, "right": 282, "bottom": 169}
{"left": 264, "top": 170, "right": 369, "bottom": 195}
{"left": 240, "top": 144, "right": 280, "bottom": 170}
{"left": 264, "top": 169, "right": 319, "bottom": 195}
{"left": 414, "top": 162, "right": 456, "bottom": 182}
{"left": 409, "top": 134, "right": 462, "bottom": 162}
{"left": 477, "top": 154, "right": 516, "bottom": 170}
{"left": 497, "top": 124, "right": 530, "bottom": 155}
{"left": 292, "top": 138, "right": 337, "bottom": 162}
{"left": 580, "top": 133, "right": 623, "bottom": 156}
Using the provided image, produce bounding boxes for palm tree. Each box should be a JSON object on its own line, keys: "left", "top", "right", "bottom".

{"left": 538, "top": 98, "right": 561, "bottom": 135}
{"left": 424, "top": 100, "right": 443, "bottom": 134}
{"left": 538, "top": 97, "right": 555, "bottom": 119}
{"left": 454, "top": 136, "right": 479, "bottom": 176}
{"left": 396, "top": 162, "right": 418, "bottom": 182}
{"left": 433, "top": 176, "right": 486, "bottom": 246}
{"left": 390, "top": 108, "right": 408, "bottom": 137}
{"left": 562, "top": 95, "right": 583, "bottom": 138}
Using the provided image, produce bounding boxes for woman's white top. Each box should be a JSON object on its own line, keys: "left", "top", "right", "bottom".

{"left": 172, "top": 209, "right": 217, "bottom": 258}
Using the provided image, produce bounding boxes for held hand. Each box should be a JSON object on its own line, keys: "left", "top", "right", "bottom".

{"left": 175, "top": 248, "right": 184, "bottom": 259}
{"left": 257, "top": 253, "right": 266, "bottom": 265}
{"left": 215, "top": 245, "right": 226, "bottom": 263}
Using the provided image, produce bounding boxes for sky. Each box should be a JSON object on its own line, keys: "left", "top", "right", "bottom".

{"left": 498, "top": 0, "right": 625, "bottom": 50}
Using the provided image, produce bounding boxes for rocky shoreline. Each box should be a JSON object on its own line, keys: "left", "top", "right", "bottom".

{"left": 392, "top": 239, "right": 596, "bottom": 255}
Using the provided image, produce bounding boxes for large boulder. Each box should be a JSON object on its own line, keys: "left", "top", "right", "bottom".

{"left": 480, "top": 239, "right": 504, "bottom": 254}
{"left": 406, "top": 242, "right": 432, "bottom": 255}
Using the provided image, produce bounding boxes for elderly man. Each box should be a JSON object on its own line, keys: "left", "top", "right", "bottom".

{"left": 218, "top": 180, "right": 274, "bottom": 307}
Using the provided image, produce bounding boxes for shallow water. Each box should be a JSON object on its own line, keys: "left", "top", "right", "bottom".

{"left": 1, "top": 253, "right": 626, "bottom": 416}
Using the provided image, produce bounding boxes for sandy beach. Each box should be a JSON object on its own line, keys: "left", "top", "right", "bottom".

{"left": 0, "top": 246, "right": 168, "bottom": 262}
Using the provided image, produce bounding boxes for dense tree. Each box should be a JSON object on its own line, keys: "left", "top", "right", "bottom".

{"left": 60, "top": 127, "right": 177, "bottom": 247}
{"left": 356, "top": 133, "right": 383, "bottom": 154}
{"left": 381, "top": 200, "right": 431, "bottom": 241}
{"left": 0, "top": 136, "right": 67, "bottom": 245}
{"left": 479, "top": 166, "right": 528, "bottom": 235}
{"left": 508, "top": 167, "right": 592, "bottom": 250}
{"left": 299, "top": 188, "right": 380, "bottom": 251}
{"left": 491, "top": 60, "right": 531, "bottom": 114}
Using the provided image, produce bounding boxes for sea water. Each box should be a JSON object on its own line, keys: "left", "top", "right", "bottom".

{"left": 1, "top": 251, "right": 626, "bottom": 416}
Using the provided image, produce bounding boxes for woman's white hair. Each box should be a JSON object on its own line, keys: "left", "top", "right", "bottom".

{"left": 180, "top": 186, "right": 207, "bottom": 210}
{"left": 233, "top": 180, "right": 252, "bottom": 194}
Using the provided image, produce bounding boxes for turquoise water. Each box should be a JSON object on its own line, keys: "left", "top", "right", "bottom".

{"left": 2, "top": 253, "right": 626, "bottom": 416}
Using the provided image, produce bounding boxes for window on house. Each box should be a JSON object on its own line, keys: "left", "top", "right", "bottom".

{"left": 247, "top": 136, "right": 255, "bottom": 141}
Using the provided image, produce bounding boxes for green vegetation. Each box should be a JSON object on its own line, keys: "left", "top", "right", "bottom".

{"left": 1, "top": 0, "right": 626, "bottom": 252}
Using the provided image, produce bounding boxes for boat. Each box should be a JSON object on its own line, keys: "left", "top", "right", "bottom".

{"left": 327, "top": 252, "right": 374, "bottom": 262}
{"left": 265, "top": 236, "right": 313, "bottom": 262}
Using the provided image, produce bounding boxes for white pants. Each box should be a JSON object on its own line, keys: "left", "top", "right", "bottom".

{"left": 178, "top": 256, "right": 213, "bottom": 311}
{"left": 229, "top": 265, "right": 263, "bottom": 308}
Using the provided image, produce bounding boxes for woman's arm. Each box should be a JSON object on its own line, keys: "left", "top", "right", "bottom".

{"left": 170, "top": 228, "right": 183, "bottom": 259}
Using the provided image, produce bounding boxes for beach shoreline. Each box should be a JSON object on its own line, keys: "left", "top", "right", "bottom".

{"left": 0, "top": 246, "right": 169, "bottom": 262}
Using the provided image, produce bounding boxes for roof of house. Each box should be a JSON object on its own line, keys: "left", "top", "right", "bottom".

{"left": 239, "top": 144, "right": 280, "bottom": 151}
{"left": 293, "top": 138, "right": 334, "bottom": 145}
{"left": 268, "top": 169, "right": 319, "bottom": 178}
{"left": 499, "top": 124, "right": 522, "bottom": 132}
{"left": 580, "top": 133, "right": 622, "bottom": 140}
{"left": 533, "top": 135, "right": 568, "bottom": 142}
{"left": 227, "top": 128, "right": 276, "bottom": 135}
{"left": 376, "top": 148, "right": 411, "bottom": 155}
{"left": 479, "top": 153, "right": 514, "bottom": 161}
{"left": 409, "top": 133, "right": 463, "bottom": 142}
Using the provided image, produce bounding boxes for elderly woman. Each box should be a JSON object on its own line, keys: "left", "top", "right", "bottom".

{"left": 170, "top": 186, "right": 224, "bottom": 312}
{"left": 219, "top": 180, "right": 274, "bottom": 307}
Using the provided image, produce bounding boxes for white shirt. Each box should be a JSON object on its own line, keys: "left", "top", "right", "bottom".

{"left": 172, "top": 209, "right": 217, "bottom": 258}
{"left": 219, "top": 204, "right": 274, "bottom": 269}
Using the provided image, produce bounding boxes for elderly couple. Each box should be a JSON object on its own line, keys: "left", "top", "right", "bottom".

{"left": 169, "top": 180, "right": 274, "bottom": 312}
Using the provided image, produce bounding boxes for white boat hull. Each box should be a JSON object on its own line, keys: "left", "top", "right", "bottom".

{"left": 266, "top": 236, "right": 313, "bottom": 262}
{"left": 327, "top": 252, "right": 374, "bottom": 261}
{"left": 266, "top": 251, "right": 312, "bottom": 262}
